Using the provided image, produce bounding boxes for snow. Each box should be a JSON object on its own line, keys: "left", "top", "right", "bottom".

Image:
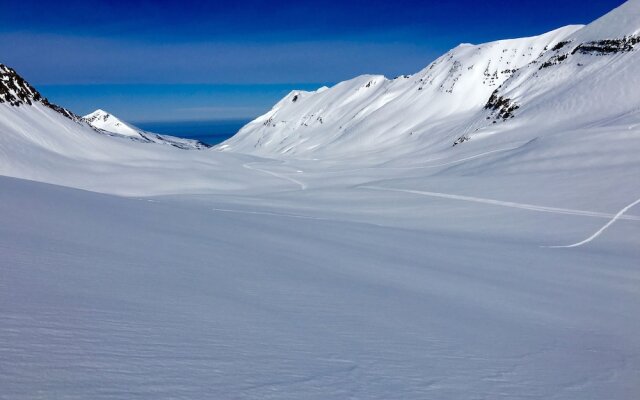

{"left": 1, "top": 1, "right": 640, "bottom": 399}
{"left": 0, "top": 64, "right": 39, "bottom": 103}
{"left": 0, "top": 103, "right": 283, "bottom": 195}
{"left": 1, "top": 165, "right": 639, "bottom": 399}
{"left": 218, "top": 25, "right": 583, "bottom": 158}
{"left": 84, "top": 109, "right": 143, "bottom": 137}
{"left": 570, "top": 0, "right": 640, "bottom": 41}
{"left": 83, "top": 109, "right": 210, "bottom": 149}
{"left": 217, "top": 1, "right": 640, "bottom": 161}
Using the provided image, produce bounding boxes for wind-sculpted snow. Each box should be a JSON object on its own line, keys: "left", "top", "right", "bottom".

{"left": 1, "top": 167, "right": 639, "bottom": 399}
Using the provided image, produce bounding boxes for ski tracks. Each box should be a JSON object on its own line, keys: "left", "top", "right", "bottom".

{"left": 360, "top": 186, "right": 640, "bottom": 248}
{"left": 361, "top": 186, "right": 640, "bottom": 222}
{"left": 544, "top": 196, "right": 640, "bottom": 248}
{"left": 243, "top": 162, "right": 307, "bottom": 190}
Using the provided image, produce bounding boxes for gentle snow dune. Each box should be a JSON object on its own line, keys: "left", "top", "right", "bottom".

{"left": 0, "top": 103, "right": 292, "bottom": 195}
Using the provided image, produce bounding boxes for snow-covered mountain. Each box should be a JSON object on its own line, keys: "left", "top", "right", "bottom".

{"left": 219, "top": 0, "right": 640, "bottom": 159}
{"left": 84, "top": 109, "right": 210, "bottom": 149}
{"left": 84, "top": 109, "right": 146, "bottom": 137}
{"left": 2, "top": 63, "right": 209, "bottom": 152}
{"left": 0, "top": 66, "right": 248, "bottom": 195}
{"left": 1, "top": 63, "right": 83, "bottom": 122}
{"left": 475, "top": 0, "right": 640, "bottom": 138}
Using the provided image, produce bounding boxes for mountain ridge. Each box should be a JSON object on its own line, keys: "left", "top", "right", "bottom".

{"left": 219, "top": 0, "right": 640, "bottom": 159}
{"left": 83, "top": 109, "right": 211, "bottom": 149}
{"left": 2, "top": 64, "right": 210, "bottom": 150}
{"left": 1, "top": 63, "right": 83, "bottom": 122}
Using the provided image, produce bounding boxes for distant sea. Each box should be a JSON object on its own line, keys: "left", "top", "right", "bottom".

{"left": 134, "top": 119, "right": 251, "bottom": 146}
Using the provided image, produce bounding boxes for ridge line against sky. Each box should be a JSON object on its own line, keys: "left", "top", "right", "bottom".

{"left": 0, "top": 0, "right": 624, "bottom": 121}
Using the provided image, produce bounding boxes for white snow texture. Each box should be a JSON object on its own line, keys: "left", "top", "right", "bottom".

{"left": 1, "top": 1, "right": 640, "bottom": 399}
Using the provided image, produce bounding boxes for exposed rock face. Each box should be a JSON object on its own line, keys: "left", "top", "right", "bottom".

{"left": 0, "top": 64, "right": 81, "bottom": 122}
{"left": 485, "top": 90, "right": 519, "bottom": 121}
{"left": 571, "top": 36, "right": 640, "bottom": 55}
{"left": 0, "top": 64, "right": 41, "bottom": 106}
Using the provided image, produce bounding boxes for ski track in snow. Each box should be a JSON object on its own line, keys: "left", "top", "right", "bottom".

{"left": 243, "top": 162, "right": 307, "bottom": 190}
{"left": 399, "top": 145, "right": 525, "bottom": 170}
{"left": 359, "top": 186, "right": 640, "bottom": 222}
{"left": 545, "top": 196, "right": 640, "bottom": 248}
{"left": 239, "top": 144, "right": 523, "bottom": 193}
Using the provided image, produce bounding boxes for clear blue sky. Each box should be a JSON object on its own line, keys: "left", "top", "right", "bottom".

{"left": 0, "top": 0, "right": 624, "bottom": 122}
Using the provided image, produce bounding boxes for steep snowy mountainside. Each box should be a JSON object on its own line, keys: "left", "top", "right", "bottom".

{"left": 571, "top": 0, "right": 640, "bottom": 40}
{"left": 2, "top": 63, "right": 208, "bottom": 152}
{"left": 465, "top": 0, "right": 640, "bottom": 143}
{"left": 84, "top": 109, "right": 211, "bottom": 149}
{"left": 1, "top": 64, "right": 41, "bottom": 106}
{"left": 1, "top": 63, "right": 82, "bottom": 122}
{"left": 218, "top": 25, "right": 582, "bottom": 158}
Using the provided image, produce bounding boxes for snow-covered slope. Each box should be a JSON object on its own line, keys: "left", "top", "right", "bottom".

{"left": 220, "top": 0, "right": 640, "bottom": 160}
{"left": 84, "top": 109, "right": 210, "bottom": 149}
{"left": 2, "top": 156, "right": 640, "bottom": 399}
{"left": 217, "top": 25, "right": 579, "bottom": 157}
{"left": 1, "top": 63, "right": 83, "bottom": 121}
{"left": 0, "top": 67, "right": 287, "bottom": 196}
{"left": 2, "top": 63, "right": 208, "bottom": 150}
{"left": 0, "top": 100, "right": 295, "bottom": 195}
{"left": 84, "top": 109, "right": 144, "bottom": 137}
{"left": 469, "top": 0, "right": 640, "bottom": 142}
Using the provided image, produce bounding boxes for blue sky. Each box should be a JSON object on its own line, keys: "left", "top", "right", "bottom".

{"left": 0, "top": 0, "right": 624, "bottom": 122}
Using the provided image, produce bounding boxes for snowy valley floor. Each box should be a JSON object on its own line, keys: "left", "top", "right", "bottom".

{"left": 1, "top": 142, "right": 640, "bottom": 400}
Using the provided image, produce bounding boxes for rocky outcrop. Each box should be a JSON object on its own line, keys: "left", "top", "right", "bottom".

{"left": 1, "top": 64, "right": 81, "bottom": 122}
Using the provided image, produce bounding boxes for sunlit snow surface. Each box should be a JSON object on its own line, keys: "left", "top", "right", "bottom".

{"left": 2, "top": 1, "right": 640, "bottom": 398}
{"left": 1, "top": 167, "right": 639, "bottom": 399}
{"left": 2, "top": 124, "right": 640, "bottom": 398}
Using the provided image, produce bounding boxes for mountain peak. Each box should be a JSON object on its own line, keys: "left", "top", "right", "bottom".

{"left": 82, "top": 110, "right": 211, "bottom": 149}
{"left": 87, "top": 109, "right": 110, "bottom": 117}
{"left": 1, "top": 63, "right": 81, "bottom": 121}
{"left": 1, "top": 64, "right": 44, "bottom": 107}
{"left": 84, "top": 109, "right": 140, "bottom": 137}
